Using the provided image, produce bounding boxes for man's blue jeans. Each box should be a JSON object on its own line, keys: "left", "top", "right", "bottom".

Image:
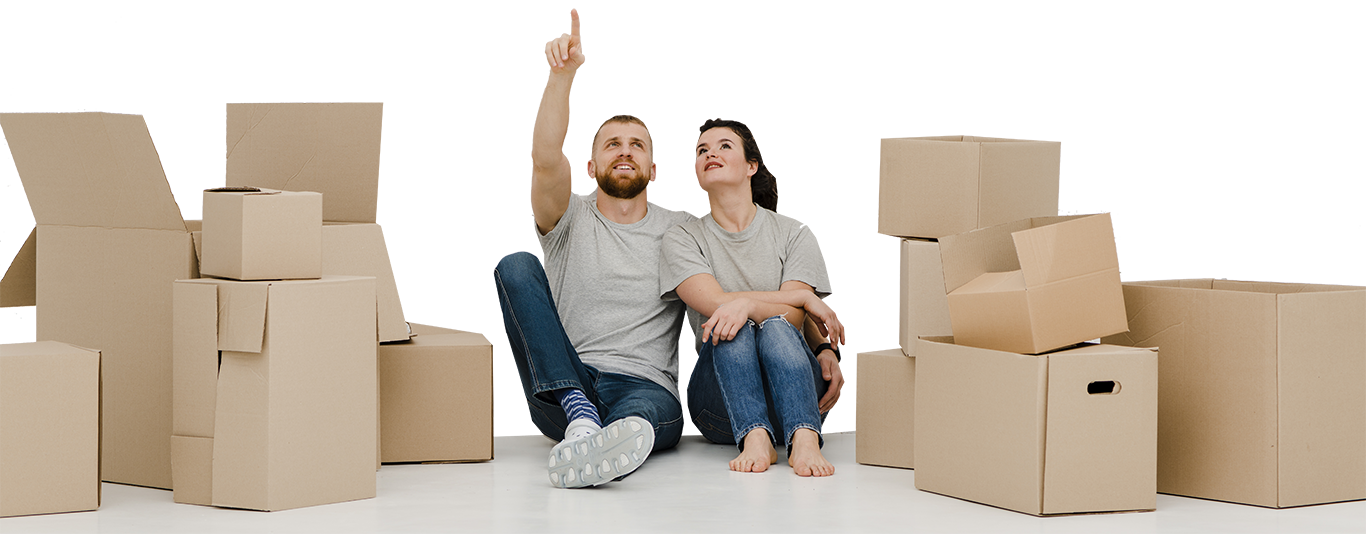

{"left": 493, "top": 252, "right": 682, "bottom": 451}
{"left": 687, "top": 315, "right": 828, "bottom": 451}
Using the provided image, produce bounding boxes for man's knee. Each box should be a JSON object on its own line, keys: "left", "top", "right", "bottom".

{"left": 495, "top": 251, "right": 542, "bottom": 283}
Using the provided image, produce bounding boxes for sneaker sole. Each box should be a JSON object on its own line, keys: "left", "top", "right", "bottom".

{"left": 548, "top": 416, "right": 654, "bottom": 488}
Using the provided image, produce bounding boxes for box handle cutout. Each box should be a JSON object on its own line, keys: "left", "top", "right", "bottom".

{"left": 1087, "top": 381, "right": 1120, "bottom": 395}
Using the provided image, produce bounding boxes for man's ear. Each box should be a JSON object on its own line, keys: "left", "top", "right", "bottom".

{"left": 587, "top": 160, "right": 596, "bottom": 178}
{"left": 650, "top": 163, "right": 657, "bottom": 182}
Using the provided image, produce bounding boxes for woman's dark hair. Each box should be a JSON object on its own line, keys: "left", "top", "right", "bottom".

{"left": 699, "top": 118, "right": 777, "bottom": 212}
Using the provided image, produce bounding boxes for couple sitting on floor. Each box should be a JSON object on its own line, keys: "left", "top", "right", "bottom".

{"left": 494, "top": 9, "right": 845, "bottom": 489}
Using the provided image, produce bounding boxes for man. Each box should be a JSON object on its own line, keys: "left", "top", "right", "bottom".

{"left": 492, "top": 9, "right": 696, "bottom": 488}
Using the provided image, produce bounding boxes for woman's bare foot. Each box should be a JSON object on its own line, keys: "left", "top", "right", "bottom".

{"left": 730, "top": 429, "right": 779, "bottom": 473}
{"left": 788, "top": 429, "right": 834, "bottom": 477}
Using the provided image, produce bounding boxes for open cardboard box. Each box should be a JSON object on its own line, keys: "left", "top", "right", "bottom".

{"left": 1, "top": 112, "right": 198, "bottom": 489}
{"left": 855, "top": 348, "right": 916, "bottom": 469}
{"left": 1, "top": 341, "right": 102, "bottom": 518}
{"left": 878, "top": 136, "right": 1060, "bottom": 239}
{"left": 1103, "top": 279, "right": 1366, "bottom": 508}
{"left": 938, "top": 213, "right": 1127, "bottom": 354}
{"left": 914, "top": 336, "right": 1158, "bottom": 516}
{"left": 171, "top": 276, "right": 377, "bottom": 511}
{"left": 378, "top": 323, "right": 493, "bottom": 464}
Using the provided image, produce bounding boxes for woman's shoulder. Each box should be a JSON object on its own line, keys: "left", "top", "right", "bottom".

{"left": 758, "top": 207, "right": 814, "bottom": 236}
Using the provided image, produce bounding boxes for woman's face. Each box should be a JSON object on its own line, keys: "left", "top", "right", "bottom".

{"left": 695, "top": 127, "right": 757, "bottom": 191}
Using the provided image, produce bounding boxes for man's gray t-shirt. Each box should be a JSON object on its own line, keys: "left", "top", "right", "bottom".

{"left": 658, "top": 206, "right": 831, "bottom": 353}
{"left": 539, "top": 193, "right": 696, "bottom": 400}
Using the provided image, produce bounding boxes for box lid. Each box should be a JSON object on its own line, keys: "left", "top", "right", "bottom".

{"left": 1, "top": 112, "right": 186, "bottom": 231}
{"left": 226, "top": 103, "right": 383, "bottom": 223}
{"left": 1013, "top": 214, "right": 1118, "bottom": 288}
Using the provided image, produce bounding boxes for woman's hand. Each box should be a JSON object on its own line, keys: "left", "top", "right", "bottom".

{"left": 803, "top": 294, "right": 845, "bottom": 347}
{"left": 701, "top": 297, "right": 754, "bottom": 345}
{"left": 816, "top": 350, "right": 844, "bottom": 413}
{"left": 544, "top": 9, "right": 585, "bottom": 72}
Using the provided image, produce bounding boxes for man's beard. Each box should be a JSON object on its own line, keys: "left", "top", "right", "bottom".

{"left": 595, "top": 165, "right": 649, "bottom": 200}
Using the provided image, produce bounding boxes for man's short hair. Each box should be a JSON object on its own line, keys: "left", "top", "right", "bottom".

{"left": 593, "top": 115, "right": 651, "bottom": 155}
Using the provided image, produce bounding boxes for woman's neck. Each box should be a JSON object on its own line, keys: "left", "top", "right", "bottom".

{"left": 708, "top": 186, "right": 758, "bottom": 233}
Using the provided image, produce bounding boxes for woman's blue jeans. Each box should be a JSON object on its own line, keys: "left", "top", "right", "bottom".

{"left": 688, "top": 315, "right": 828, "bottom": 451}
{"left": 493, "top": 252, "right": 682, "bottom": 451}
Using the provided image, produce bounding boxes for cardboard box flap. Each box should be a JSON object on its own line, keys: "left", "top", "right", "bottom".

{"left": 216, "top": 283, "right": 269, "bottom": 354}
{"left": 0, "top": 227, "right": 37, "bottom": 308}
{"left": 226, "top": 103, "right": 383, "bottom": 224}
{"left": 1013, "top": 214, "right": 1118, "bottom": 288}
{"left": 204, "top": 186, "right": 282, "bottom": 196}
{"left": 938, "top": 219, "right": 1030, "bottom": 292}
{"left": 407, "top": 279, "right": 483, "bottom": 334}
{"left": 0, "top": 112, "right": 186, "bottom": 231}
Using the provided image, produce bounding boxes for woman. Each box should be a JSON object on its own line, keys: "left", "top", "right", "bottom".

{"left": 660, "top": 119, "right": 845, "bottom": 476}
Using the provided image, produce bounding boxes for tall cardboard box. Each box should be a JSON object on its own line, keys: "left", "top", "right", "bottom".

{"left": 900, "top": 238, "right": 951, "bottom": 357}
{"left": 200, "top": 188, "right": 322, "bottom": 281}
{"left": 172, "top": 276, "right": 378, "bottom": 511}
{"left": 878, "top": 136, "right": 1060, "bottom": 239}
{"left": 855, "top": 348, "right": 915, "bottom": 469}
{"left": 0, "top": 341, "right": 101, "bottom": 517}
{"left": 1, "top": 112, "right": 198, "bottom": 489}
{"left": 378, "top": 323, "right": 493, "bottom": 464}
{"left": 1102, "top": 279, "right": 1366, "bottom": 508}
{"left": 224, "top": 102, "right": 408, "bottom": 342}
{"left": 914, "top": 337, "right": 1158, "bottom": 516}
{"left": 938, "top": 213, "right": 1127, "bottom": 354}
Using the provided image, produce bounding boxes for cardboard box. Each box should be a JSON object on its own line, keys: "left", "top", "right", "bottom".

{"left": 378, "top": 323, "right": 493, "bottom": 464}
{"left": 322, "top": 223, "right": 408, "bottom": 341}
{"left": 200, "top": 187, "right": 322, "bottom": 281}
{"left": 0, "top": 341, "right": 101, "bottom": 517}
{"left": 1, "top": 112, "right": 198, "bottom": 489}
{"left": 900, "top": 238, "right": 951, "bottom": 357}
{"left": 855, "top": 348, "right": 915, "bottom": 469}
{"left": 226, "top": 102, "right": 426, "bottom": 223}
{"left": 171, "top": 276, "right": 378, "bottom": 511}
{"left": 378, "top": 323, "right": 490, "bottom": 464}
{"left": 938, "top": 213, "right": 1126, "bottom": 354}
{"left": 914, "top": 337, "right": 1157, "bottom": 516}
{"left": 878, "top": 136, "right": 1060, "bottom": 239}
{"left": 193, "top": 223, "right": 409, "bottom": 343}
{"left": 1102, "top": 279, "right": 1366, "bottom": 508}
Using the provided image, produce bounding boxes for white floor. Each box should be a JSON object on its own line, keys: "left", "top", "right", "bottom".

{"left": 5, "top": 432, "right": 1366, "bottom": 533}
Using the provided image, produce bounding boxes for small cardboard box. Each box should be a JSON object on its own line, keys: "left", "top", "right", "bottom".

{"left": 878, "top": 136, "right": 1060, "bottom": 239}
{"left": 1, "top": 112, "right": 198, "bottom": 489}
{"left": 200, "top": 187, "right": 322, "bottom": 281}
{"left": 900, "top": 238, "right": 951, "bottom": 357}
{"left": 914, "top": 337, "right": 1158, "bottom": 516}
{"left": 378, "top": 323, "right": 493, "bottom": 464}
{"left": 938, "top": 213, "right": 1127, "bottom": 354}
{"left": 0, "top": 341, "right": 101, "bottom": 518}
{"left": 855, "top": 348, "right": 915, "bottom": 469}
{"left": 171, "top": 275, "right": 377, "bottom": 511}
{"left": 1102, "top": 279, "right": 1366, "bottom": 508}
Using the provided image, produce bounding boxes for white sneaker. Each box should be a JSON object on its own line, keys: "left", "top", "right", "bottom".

{"left": 547, "top": 416, "right": 654, "bottom": 489}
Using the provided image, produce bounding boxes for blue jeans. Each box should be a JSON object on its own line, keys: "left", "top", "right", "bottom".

{"left": 688, "top": 316, "right": 828, "bottom": 451}
{"left": 494, "top": 252, "right": 682, "bottom": 451}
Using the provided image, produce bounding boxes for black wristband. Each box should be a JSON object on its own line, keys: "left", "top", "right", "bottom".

{"left": 815, "top": 342, "right": 841, "bottom": 362}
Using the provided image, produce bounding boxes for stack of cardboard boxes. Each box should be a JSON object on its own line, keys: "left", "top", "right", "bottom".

{"left": 0, "top": 105, "right": 493, "bottom": 516}
{"left": 862, "top": 136, "right": 1160, "bottom": 516}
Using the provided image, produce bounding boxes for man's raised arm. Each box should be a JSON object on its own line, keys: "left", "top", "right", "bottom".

{"left": 531, "top": 9, "right": 585, "bottom": 235}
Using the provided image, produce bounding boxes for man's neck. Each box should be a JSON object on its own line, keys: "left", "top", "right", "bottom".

{"left": 595, "top": 188, "right": 650, "bottom": 225}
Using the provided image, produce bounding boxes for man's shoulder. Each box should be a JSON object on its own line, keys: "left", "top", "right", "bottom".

{"left": 647, "top": 202, "right": 698, "bottom": 227}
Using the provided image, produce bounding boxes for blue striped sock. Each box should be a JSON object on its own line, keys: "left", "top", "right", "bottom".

{"left": 554, "top": 388, "right": 602, "bottom": 427}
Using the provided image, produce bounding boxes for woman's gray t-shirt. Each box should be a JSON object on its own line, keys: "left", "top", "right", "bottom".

{"left": 539, "top": 193, "right": 697, "bottom": 400}
{"left": 658, "top": 206, "right": 831, "bottom": 353}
